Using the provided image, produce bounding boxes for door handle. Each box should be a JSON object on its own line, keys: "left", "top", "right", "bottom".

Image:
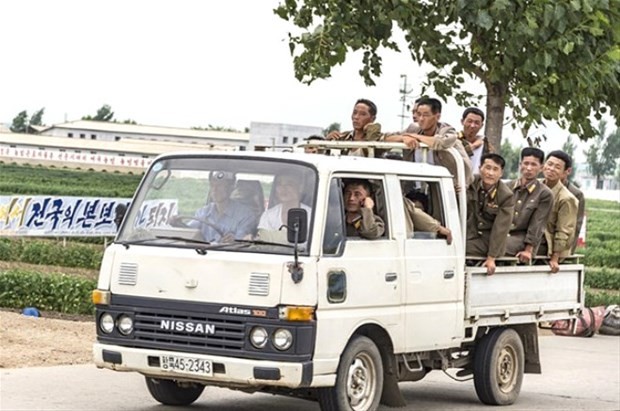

{"left": 385, "top": 272, "right": 398, "bottom": 282}
{"left": 443, "top": 270, "right": 455, "bottom": 279}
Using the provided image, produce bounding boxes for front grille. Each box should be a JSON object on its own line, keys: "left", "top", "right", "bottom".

{"left": 133, "top": 310, "right": 245, "bottom": 351}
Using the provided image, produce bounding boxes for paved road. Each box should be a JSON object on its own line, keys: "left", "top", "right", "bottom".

{"left": 1, "top": 335, "right": 618, "bottom": 411}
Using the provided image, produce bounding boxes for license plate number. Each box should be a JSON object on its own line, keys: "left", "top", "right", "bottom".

{"left": 160, "top": 355, "right": 213, "bottom": 376}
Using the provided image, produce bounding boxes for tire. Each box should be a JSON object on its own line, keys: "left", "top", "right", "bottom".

{"left": 318, "top": 335, "right": 384, "bottom": 411}
{"left": 473, "top": 328, "right": 524, "bottom": 405}
{"left": 145, "top": 377, "right": 205, "bottom": 406}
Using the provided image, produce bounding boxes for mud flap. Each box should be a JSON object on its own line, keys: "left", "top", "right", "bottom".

{"left": 380, "top": 368, "right": 407, "bottom": 407}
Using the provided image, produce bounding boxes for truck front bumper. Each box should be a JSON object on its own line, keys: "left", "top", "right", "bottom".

{"left": 93, "top": 343, "right": 314, "bottom": 388}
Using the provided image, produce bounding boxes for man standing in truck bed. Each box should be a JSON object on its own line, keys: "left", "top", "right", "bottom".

{"left": 466, "top": 153, "right": 515, "bottom": 275}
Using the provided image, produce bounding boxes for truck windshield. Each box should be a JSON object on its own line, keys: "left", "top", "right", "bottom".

{"left": 116, "top": 156, "right": 317, "bottom": 255}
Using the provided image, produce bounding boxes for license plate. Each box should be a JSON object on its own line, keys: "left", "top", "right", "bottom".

{"left": 160, "top": 355, "right": 213, "bottom": 376}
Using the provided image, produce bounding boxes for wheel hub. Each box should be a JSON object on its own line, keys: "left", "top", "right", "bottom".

{"left": 497, "top": 346, "right": 517, "bottom": 392}
{"left": 347, "top": 355, "right": 374, "bottom": 409}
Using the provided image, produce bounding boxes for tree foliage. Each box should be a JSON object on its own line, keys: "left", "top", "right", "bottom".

{"left": 82, "top": 104, "right": 114, "bottom": 122}
{"left": 584, "top": 120, "right": 620, "bottom": 187}
{"left": 10, "top": 110, "right": 29, "bottom": 133}
{"left": 9, "top": 108, "right": 45, "bottom": 133}
{"left": 323, "top": 122, "right": 341, "bottom": 136}
{"left": 561, "top": 134, "right": 578, "bottom": 160}
{"left": 500, "top": 139, "right": 522, "bottom": 180}
{"left": 275, "top": 0, "right": 620, "bottom": 149}
{"left": 29, "top": 108, "right": 45, "bottom": 126}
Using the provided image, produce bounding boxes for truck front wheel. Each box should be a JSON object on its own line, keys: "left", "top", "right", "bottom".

{"left": 473, "top": 328, "right": 524, "bottom": 405}
{"left": 145, "top": 377, "right": 205, "bottom": 406}
{"left": 318, "top": 335, "right": 384, "bottom": 411}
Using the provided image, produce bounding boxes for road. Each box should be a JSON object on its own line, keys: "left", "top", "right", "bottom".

{"left": 1, "top": 335, "right": 618, "bottom": 411}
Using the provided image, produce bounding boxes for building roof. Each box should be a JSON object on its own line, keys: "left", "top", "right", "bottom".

{"left": 39, "top": 120, "right": 249, "bottom": 142}
{"left": 0, "top": 132, "right": 237, "bottom": 155}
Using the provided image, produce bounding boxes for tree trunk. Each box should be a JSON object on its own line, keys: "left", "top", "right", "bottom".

{"left": 596, "top": 177, "right": 603, "bottom": 189}
{"left": 484, "top": 82, "right": 507, "bottom": 153}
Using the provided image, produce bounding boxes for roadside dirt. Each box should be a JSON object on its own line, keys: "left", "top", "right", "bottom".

{"left": 0, "top": 309, "right": 95, "bottom": 369}
{"left": 0, "top": 261, "right": 98, "bottom": 369}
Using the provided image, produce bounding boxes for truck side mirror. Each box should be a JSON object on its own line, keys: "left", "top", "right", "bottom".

{"left": 287, "top": 208, "right": 308, "bottom": 243}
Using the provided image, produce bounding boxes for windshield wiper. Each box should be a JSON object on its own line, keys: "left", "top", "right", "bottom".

{"left": 232, "top": 239, "right": 296, "bottom": 249}
{"left": 118, "top": 235, "right": 212, "bottom": 248}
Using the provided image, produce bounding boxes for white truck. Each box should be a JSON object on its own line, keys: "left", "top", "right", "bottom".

{"left": 93, "top": 144, "right": 584, "bottom": 410}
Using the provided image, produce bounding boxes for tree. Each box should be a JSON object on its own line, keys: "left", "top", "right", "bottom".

{"left": 275, "top": 0, "right": 620, "bottom": 149}
{"left": 322, "top": 122, "right": 340, "bottom": 136}
{"left": 29, "top": 108, "right": 45, "bottom": 127}
{"left": 561, "top": 134, "right": 577, "bottom": 161}
{"left": 584, "top": 121, "right": 620, "bottom": 188}
{"left": 10, "top": 111, "right": 29, "bottom": 133}
{"left": 82, "top": 104, "right": 114, "bottom": 122}
{"left": 500, "top": 139, "right": 522, "bottom": 180}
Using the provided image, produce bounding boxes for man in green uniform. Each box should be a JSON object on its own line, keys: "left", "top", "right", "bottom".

{"left": 466, "top": 153, "right": 515, "bottom": 275}
{"left": 506, "top": 147, "right": 553, "bottom": 264}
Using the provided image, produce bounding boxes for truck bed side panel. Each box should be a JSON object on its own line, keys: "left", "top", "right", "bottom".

{"left": 465, "top": 264, "right": 584, "bottom": 326}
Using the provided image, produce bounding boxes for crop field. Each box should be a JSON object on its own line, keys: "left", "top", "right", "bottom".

{"left": 0, "top": 162, "right": 142, "bottom": 197}
{"left": 0, "top": 163, "right": 618, "bottom": 314}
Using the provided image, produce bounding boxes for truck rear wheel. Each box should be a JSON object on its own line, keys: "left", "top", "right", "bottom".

{"left": 318, "top": 335, "right": 383, "bottom": 411}
{"left": 473, "top": 328, "right": 524, "bottom": 405}
{"left": 145, "top": 377, "right": 205, "bottom": 406}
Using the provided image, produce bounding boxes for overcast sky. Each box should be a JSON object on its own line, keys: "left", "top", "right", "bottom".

{"left": 1, "top": 0, "right": 592, "bottom": 159}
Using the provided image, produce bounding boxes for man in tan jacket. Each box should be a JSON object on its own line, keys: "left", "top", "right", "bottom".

{"left": 384, "top": 97, "right": 473, "bottom": 190}
{"left": 539, "top": 150, "right": 579, "bottom": 273}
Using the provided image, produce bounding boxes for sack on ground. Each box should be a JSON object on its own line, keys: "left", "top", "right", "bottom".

{"left": 551, "top": 306, "right": 606, "bottom": 337}
{"left": 599, "top": 305, "right": 620, "bottom": 336}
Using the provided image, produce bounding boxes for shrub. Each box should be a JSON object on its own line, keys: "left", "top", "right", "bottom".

{"left": 585, "top": 267, "right": 620, "bottom": 290}
{"left": 585, "top": 288, "right": 620, "bottom": 307}
{"left": 0, "top": 238, "right": 103, "bottom": 270}
{"left": 0, "top": 270, "right": 95, "bottom": 315}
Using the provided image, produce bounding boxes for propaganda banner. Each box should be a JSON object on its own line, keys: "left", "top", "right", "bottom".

{"left": 0, "top": 196, "right": 131, "bottom": 236}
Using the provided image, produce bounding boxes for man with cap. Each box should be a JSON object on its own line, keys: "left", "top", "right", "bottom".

{"left": 188, "top": 171, "right": 258, "bottom": 243}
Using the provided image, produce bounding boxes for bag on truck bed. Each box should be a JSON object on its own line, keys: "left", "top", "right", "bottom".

{"left": 599, "top": 305, "right": 620, "bottom": 336}
{"left": 551, "top": 306, "right": 606, "bottom": 337}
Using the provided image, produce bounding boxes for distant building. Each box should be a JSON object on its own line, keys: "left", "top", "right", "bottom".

{"left": 573, "top": 162, "right": 619, "bottom": 190}
{"left": 249, "top": 122, "right": 323, "bottom": 151}
{"left": 38, "top": 120, "right": 249, "bottom": 149}
{"left": 0, "top": 131, "right": 236, "bottom": 172}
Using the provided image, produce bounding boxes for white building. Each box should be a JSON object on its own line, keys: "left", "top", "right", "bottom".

{"left": 38, "top": 120, "right": 249, "bottom": 149}
{"left": 249, "top": 122, "right": 323, "bottom": 151}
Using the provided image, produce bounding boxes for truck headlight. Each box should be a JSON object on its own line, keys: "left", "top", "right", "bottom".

{"left": 100, "top": 313, "right": 114, "bottom": 334}
{"left": 272, "top": 328, "right": 293, "bottom": 351}
{"left": 250, "top": 327, "right": 268, "bottom": 348}
{"left": 117, "top": 315, "right": 134, "bottom": 335}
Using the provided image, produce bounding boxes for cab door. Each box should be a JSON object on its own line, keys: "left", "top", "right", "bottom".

{"left": 399, "top": 177, "right": 462, "bottom": 351}
{"left": 314, "top": 176, "right": 405, "bottom": 358}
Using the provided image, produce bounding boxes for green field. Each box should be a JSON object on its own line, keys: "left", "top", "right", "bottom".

{"left": 0, "top": 163, "right": 618, "bottom": 313}
{"left": 0, "top": 162, "right": 142, "bottom": 197}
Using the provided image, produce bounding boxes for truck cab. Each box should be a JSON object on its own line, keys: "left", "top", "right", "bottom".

{"left": 93, "top": 147, "right": 584, "bottom": 410}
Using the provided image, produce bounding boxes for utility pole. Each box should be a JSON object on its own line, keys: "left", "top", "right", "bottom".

{"left": 398, "top": 74, "right": 413, "bottom": 130}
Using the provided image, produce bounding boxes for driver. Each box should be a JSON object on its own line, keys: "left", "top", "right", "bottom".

{"left": 188, "top": 171, "right": 258, "bottom": 242}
